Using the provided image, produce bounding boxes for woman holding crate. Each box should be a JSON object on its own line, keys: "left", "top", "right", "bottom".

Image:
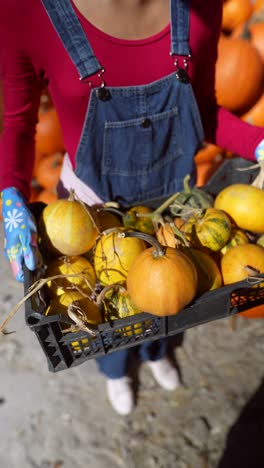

{"left": 0, "top": 0, "right": 264, "bottom": 415}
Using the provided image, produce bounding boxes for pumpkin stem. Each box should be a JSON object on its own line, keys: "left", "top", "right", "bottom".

{"left": 135, "top": 192, "right": 180, "bottom": 231}
{"left": 119, "top": 231, "right": 166, "bottom": 257}
{"left": 183, "top": 174, "right": 191, "bottom": 192}
{"left": 0, "top": 272, "right": 94, "bottom": 335}
{"left": 68, "top": 188, "right": 76, "bottom": 202}
{"left": 96, "top": 283, "right": 126, "bottom": 307}
{"left": 96, "top": 206, "right": 124, "bottom": 218}
{"left": 245, "top": 265, "right": 260, "bottom": 277}
{"left": 165, "top": 216, "right": 190, "bottom": 247}
{"left": 69, "top": 188, "right": 101, "bottom": 233}
{"left": 252, "top": 161, "right": 264, "bottom": 190}
{"left": 168, "top": 202, "right": 203, "bottom": 220}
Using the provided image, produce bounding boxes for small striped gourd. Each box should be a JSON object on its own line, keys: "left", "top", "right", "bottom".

{"left": 220, "top": 228, "right": 249, "bottom": 255}
{"left": 103, "top": 286, "right": 145, "bottom": 336}
{"left": 116, "top": 291, "right": 146, "bottom": 336}
{"left": 195, "top": 208, "right": 232, "bottom": 251}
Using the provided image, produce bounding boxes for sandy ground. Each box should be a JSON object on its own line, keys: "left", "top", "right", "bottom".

{"left": 0, "top": 219, "right": 264, "bottom": 468}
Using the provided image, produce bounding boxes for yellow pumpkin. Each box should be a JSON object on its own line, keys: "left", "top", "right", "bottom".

{"left": 221, "top": 243, "right": 264, "bottom": 285}
{"left": 46, "top": 290, "right": 102, "bottom": 352}
{"left": 46, "top": 290, "right": 102, "bottom": 325}
{"left": 94, "top": 228, "right": 146, "bottom": 286}
{"left": 38, "top": 189, "right": 98, "bottom": 256}
{"left": 214, "top": 184, "right": 264, "bottom": 233}
{"left": 45, "top": 255, "right": 96, "bottom": 297}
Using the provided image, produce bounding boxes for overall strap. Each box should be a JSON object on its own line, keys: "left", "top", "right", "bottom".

{"left": 41, "top": 0, "right": 102, "bottom": 79}
{"left": 170, "top": 0, "right": 191, "bottom": 56}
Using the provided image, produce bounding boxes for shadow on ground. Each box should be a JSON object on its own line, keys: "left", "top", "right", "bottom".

{"left": 217, "top": 378, "right": 264, "bottom": 468}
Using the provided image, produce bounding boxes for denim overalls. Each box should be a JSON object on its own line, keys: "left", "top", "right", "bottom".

{"left": 41, "top": 0, "right": 204, "bottom": 376}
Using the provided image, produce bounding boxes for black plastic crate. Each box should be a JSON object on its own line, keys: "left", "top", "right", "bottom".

{"left": 203, "top": 157, "right": 259, "bottom": 195}
{"left": 24, "top": 157, "right": 264, "bottom": 372}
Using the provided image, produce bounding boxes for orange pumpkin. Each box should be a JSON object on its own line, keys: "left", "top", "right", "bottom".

{"left": 232, "top": 21, "right": 264, "bottom": 63}
{"left": 222, "top": 0, "right": 253, "bottom": 32}
{"left": 239, "top": 304, "right": 264, "bottom": 318}
{"left": 127, "top": 245, "right": 198, "bottom": 316}
{"left": 195, "top": 157, "right": 224, "bottom": 187}
{"left": 253, "top": 0, "right": 264, "bottom": 13}
{"left": 194, "top": 143, "right": 224, "bottom": 165}
{"left": 36, "top": 106, "right": 65, "bottom": 155}
{"left": 35, "top": 152, "right": 64, "bottom": 190}
{"left": 125, "top": 232, "right": 198, "bottom": 316}
{"left": 215, "top": 35, "right": 264, "bottom": 114}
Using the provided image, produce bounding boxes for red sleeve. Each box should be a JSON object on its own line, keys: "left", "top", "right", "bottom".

{"left": 192, "top": 0, "right": 264, "bottom": 161}
{"left": 0, "top": 7, "right": 43, "bottom": 200}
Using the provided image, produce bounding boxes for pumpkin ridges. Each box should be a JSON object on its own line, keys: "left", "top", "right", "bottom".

{"left": 195, "top": 208, "right": 232, "bottom": 251}
{"left": 38, "top": 192, "right": 98, "bottom": 256}
{"left": 126, "top": 245, "right": 198, "bottom": 316}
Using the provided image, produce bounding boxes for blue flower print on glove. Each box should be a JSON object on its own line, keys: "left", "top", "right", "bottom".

{"left": 255, "top": 138, "right": 264, "bottom": 162}
{"left": 1, "top": 187, "right": 39, "bottom": 282}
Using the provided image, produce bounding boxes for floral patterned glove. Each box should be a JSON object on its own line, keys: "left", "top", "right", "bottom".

{"left": 255, "top": 138, "right": 264, "bottom": 163}
{"left": 1, "top": 187, "right": 39, "bottom": 282}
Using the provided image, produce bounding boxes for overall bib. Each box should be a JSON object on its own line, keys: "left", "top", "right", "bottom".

{"left": 41, "top": 0, "right": 204, "bottom": 377}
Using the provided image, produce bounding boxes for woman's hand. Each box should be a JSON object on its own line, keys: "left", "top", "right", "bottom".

{"left": 1, "top": 187, "right": 40, "bottom": 282}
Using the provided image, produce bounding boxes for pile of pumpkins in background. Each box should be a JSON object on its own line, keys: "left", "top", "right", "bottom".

{"left": 196, "top": 0, "right": 264, "bottom": 185}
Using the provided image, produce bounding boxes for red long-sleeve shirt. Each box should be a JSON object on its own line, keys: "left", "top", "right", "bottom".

{"left": 0, "top": 0, "right": 263, "bottom": 199}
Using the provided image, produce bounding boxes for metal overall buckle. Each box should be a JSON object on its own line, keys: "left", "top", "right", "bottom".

{"left": 170, "top": 53, "right": 191, "bottom": 84}
{"left": 81, "top": 68, "right": 111, "bottom": 101}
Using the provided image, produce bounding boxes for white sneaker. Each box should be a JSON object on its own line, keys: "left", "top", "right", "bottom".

{"left": 106, "top": 377, "right": 134, "bottom": 415}
{"left": 147, "top": 357, "right": 180, "bottom": 391}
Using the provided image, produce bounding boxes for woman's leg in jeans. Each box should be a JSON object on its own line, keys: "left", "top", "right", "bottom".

{"left": 139, "top": 338, "right": 179, "bottom": 390}
{"left": 138, "top": 338, "right": 168, "bottom": 362}
{"left": 96, "top": 339, "right": 168, "bottom": 377}
{"left": 96, "top": 349, "right": 134, "bottom": 415}
{"left": 96, "top": 348, "right": 130, "bottom": 379}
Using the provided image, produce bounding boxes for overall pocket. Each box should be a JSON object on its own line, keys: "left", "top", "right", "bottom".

{"left": 102, "top": 106, "right": 183, "bottom": 176}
